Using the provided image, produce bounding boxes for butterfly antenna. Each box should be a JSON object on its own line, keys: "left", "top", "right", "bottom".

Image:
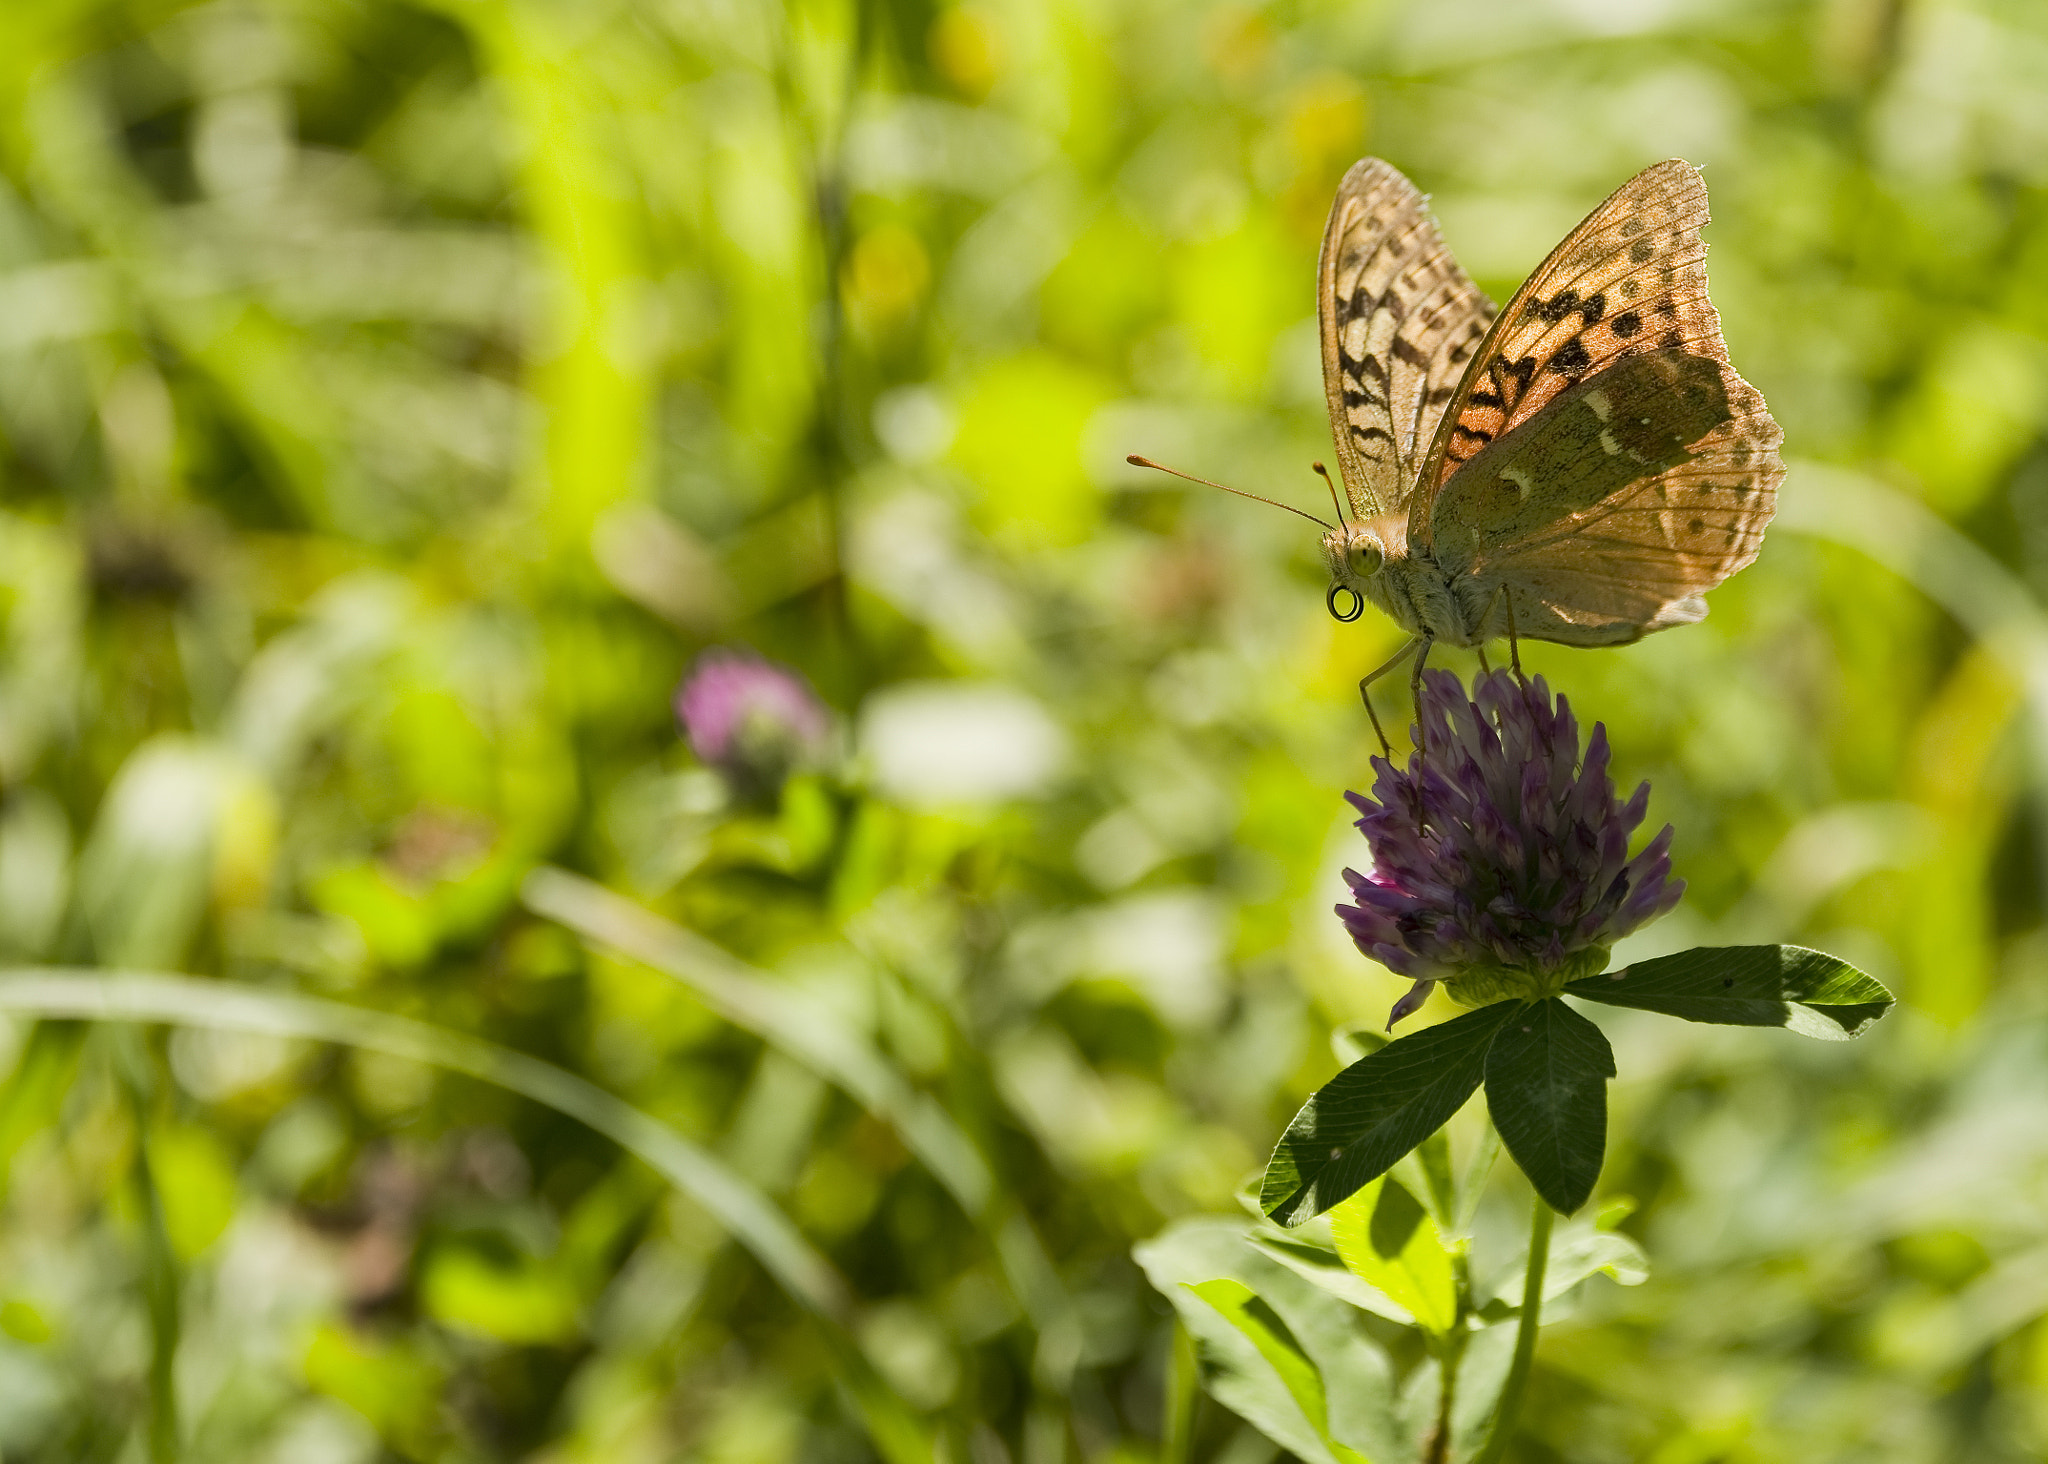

{"left": 1125, "top": 455, "right": 1334, "bottom": 531}
{"left": 1312, "top": 461, "right": 1347, "bottom": 528}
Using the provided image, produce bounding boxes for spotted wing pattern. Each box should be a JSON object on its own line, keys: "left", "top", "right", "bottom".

{"left": 1430, "top": 349, "right": 1782, "bottom": 644}
{"left": 1414, "top": 159, "right": 1782, "bottom": 643}
{"left": 1318, "top": 159, "right": 1495, "bottom": 521}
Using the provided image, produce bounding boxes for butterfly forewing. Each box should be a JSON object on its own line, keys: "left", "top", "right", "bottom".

{"left": 1415, "top": 161, "right": 1718, "bottom": 516}
{"left": 1318, "top": 160, "right": 1495, "bottom": 520}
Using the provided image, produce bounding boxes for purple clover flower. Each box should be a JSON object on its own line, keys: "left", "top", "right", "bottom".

{"left": 1339, "top": 668, "right": 1683, "bottom": 1029}
{"left": 675, "top": 648, "right": 831, "bottom": 794}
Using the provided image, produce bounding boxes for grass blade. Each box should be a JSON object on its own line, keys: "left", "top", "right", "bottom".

{"left": 523, "top": 866, "right": 994, "bottom": 1213}
{"left": 0, "top": 969, "right": 842, "bottom": 1310}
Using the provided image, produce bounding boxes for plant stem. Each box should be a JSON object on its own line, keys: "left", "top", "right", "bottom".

{"left": 116, "top": 1032, "right": 180, "bottom": 1464}
{"left": 1162, "top": 1320, "right": 1198, "bottom": 1464}
{"left": 1472, "top": 1196, "right": 1554, "bottom": 1464}
{"left": 1425, "top": 1331, "right": 1463, "bottom": 1464}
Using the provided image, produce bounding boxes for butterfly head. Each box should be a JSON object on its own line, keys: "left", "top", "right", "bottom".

{"left": 1322, "top": 524, "right": 1388, "bottom": 621}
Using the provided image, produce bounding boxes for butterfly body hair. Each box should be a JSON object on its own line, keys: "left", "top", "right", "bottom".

{"left": 1321, "top": 518, "right": 1478, "bottom": 648}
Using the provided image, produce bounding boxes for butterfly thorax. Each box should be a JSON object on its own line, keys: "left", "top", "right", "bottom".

{"left": 1322, "top": 518, "right": 1475, "bottom": 646}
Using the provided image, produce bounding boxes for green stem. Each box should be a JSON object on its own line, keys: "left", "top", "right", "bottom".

{"left": 1425, "top": 1329, "right": 1463, "bottom": 1464}
{"left": 1162, "top": 1320, "right": 1198, "bottom": 1464}
{"left": 115, "top": 1032, "right": 180, "bottom": 1464}
{"left": 1472, "top": 1196, "right": 1554, "bottom": 1464}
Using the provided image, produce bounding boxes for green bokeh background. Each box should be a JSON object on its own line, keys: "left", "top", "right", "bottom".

{"left": 0, "top": 0, "right": 2044, "bottom": 1458}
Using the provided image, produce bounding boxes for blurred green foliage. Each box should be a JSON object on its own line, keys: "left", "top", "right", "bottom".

{"left": 1, "top": 0, "right": 2047, "bottom": 1459}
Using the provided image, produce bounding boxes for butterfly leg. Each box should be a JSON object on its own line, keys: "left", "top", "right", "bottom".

{"left": 1358, "top": 639, "right": 1421, "bottom": 760}
{"left": 1478, "top": 582, "right": 1526, "bottom": 686}
{"left": 1504, "top": 590, "right": 1526, "bottom": 687}
{"left": 1409, "top": 634, "right": 1435, "bottom": 832}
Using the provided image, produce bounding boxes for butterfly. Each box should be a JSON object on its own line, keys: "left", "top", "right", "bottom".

{"left": 1317, "top": 157, "right": 1780, "bottom": 730}
{"left": 1137, "top": 157, "right": 1782, "bottom": 750}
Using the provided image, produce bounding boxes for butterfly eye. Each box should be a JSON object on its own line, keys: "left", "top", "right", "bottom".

{"left": 1346, "top": 540, "right": 1383, "bottom": 578}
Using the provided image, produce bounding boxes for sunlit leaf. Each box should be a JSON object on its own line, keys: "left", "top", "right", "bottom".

{"left": 146, "top": 1125, "right": 239, "bottom": 1262}
{"left": 1133, "top": 1218, "right": 1412, "bottom": 1464}
{"left": 1328, "top": 1176, "right": 1460, "bottom": 1335}
{"left": 421, "top": 1247, "right": 582, "bottom": 1345}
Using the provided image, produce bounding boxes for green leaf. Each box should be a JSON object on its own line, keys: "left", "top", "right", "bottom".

{"left": 1244, "top": 1231, "right": 1416, "bottom": 1324}
{"left": 1186, "top": 1282, "right": 1369, "bottom": 1463}
{"left": 1483, "top": 1000, "right": 1615, "bottom": 1215}
{"left": 1262, "top": 1002, "right": 1514, "bottom": 1226}
{"left": 1328, "top": 1177, "right": 1460, "bottom": 1335}
{"left": 1399, "top": 1323, "right": 1518, "bottom": 1462}
{"left": 420, "top": 1247, "right": 582, "bottom": 1345}
{"left": 1133, "top": 1219, "right": 1412, "bottom": 1463}
{"left": 1566, "top": 944, "right": 1894, "bottom": 1040}
{"left": 1476, "top": 1208, "right": 1649, "bottom": 1321}
{"left": 1393, "top": 1124, "right": 1459, "bottom": 1236}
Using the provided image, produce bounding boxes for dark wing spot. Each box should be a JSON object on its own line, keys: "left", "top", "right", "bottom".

{"left": 1619, "top": 278, "right": 1641, "bottom": 300}
{"left": 1470, "top": 389, "right": 1504, "bottom": 410}
{"left": 1629, "top": 239, "right": 1654, "bottom": 263}
{"left": 1425, "top": 385, "right": 1456, "bottom": 404}
{"left": 1620, "top": 216, "right": 1645, "bottom": 237}
{"left": 1611, "top": 310, "right": 1642, "bottom": 338}
{"left": 1536, "top": 288, "right": 1580, "bottom": 323}
{"left": 1550, "top": 336, "right": 1592, "bottom": 375}
{"left": 1655, "top": 298, "right": 1679, "bottom": 317}
{"left": 1392, "top": 336, "right": 1430, "bottom": 367}
{"left": 1658, "top": 329, "right": 1682, "bottom": 349}
{"left": 1688, "top": 517, "right": 1705, "bottom": 534}
{"left": 1578, "top": 292, "right": 1605, "bottom": 324}
{"left": 1451, "top": 425, "right": 1495, "bottom": 445}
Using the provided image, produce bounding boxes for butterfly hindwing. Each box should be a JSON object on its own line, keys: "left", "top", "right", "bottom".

{"left": 1480, "top": 370, "right": 1782, "bottom": 643}
{"left": 1429, "top": 349, "right": 1780, "bottom": 643}
{"left": 1318, "top": 159, "right": 1495, "bottom": 520}
{"left": 1429, "top": 350, "right": 1731, "bottom": 556}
